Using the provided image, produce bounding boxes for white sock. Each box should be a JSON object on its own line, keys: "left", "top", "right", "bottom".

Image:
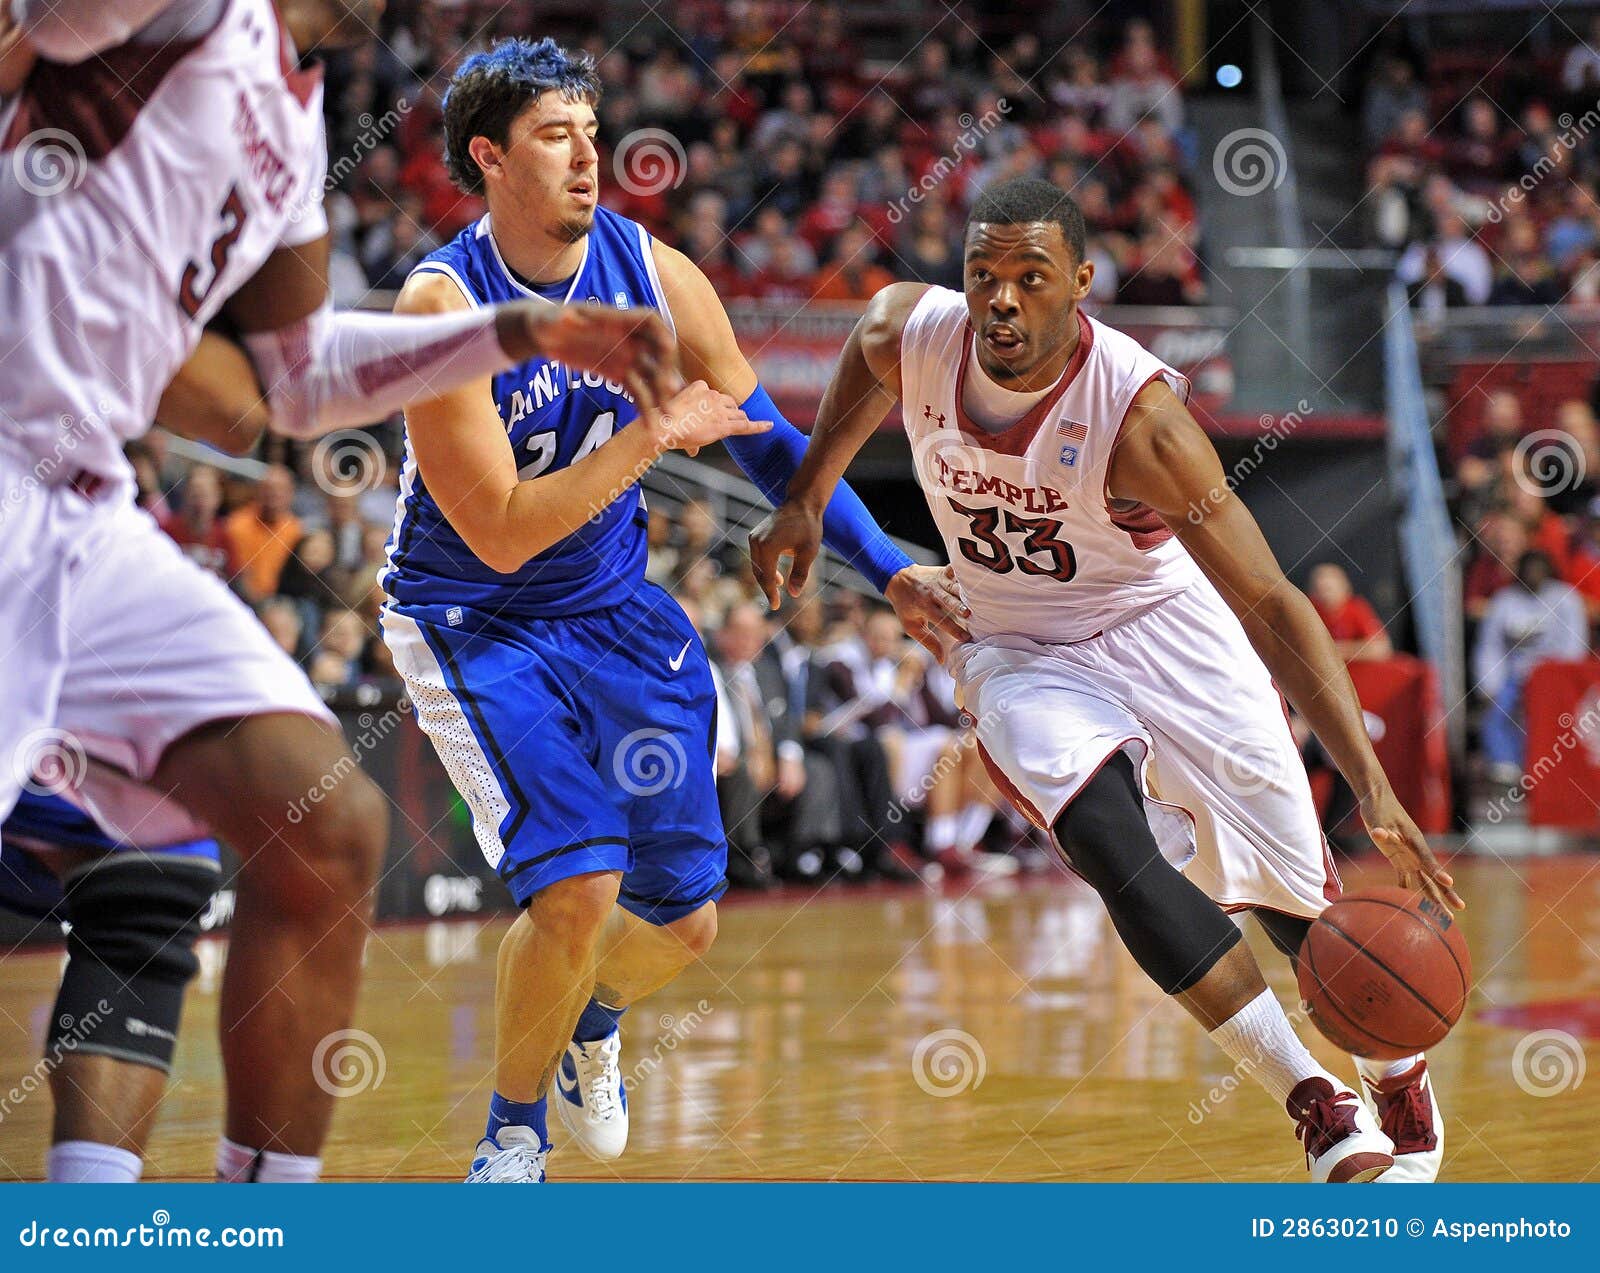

{"left": 1355, "top": 1052, "right": 1423, "bottom": 1086}
{"left": 926, "top": 814, "right": 958, "bottom": 853}
{"left": 215, "top": 1137, "right": 322, "bottom": 1183}
{"left": 47, "top": 1140, "right": 142, "bottom": 1183}
{"left": 955, "top": 804, "right": 992, "bottom": 850}
{"left": 1208, "top": 989, "right": 1339, "bottom": 1106}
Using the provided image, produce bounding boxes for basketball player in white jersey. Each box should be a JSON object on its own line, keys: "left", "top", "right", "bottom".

{"left": 751, "top": 178, "right": 1462, "bottom": 1183}
{"left": 0, "top": 0, "right": 681, "bottom": 1182}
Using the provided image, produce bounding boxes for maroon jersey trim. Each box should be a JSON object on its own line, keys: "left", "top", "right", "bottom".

{"left": 1102, "top": 369, "right": 1182, "bottom": 551}
{"left": 950, "top": 309, "right": 1094, "bottom": 457}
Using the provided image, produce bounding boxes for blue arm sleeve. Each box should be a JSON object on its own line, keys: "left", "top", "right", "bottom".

{"left": 725, "top": 384, "right": 912, "bottom": 594}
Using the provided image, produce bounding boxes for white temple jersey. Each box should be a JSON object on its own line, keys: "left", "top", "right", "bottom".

{"left": 899, "top": 286, "right": 1200, "bottom": 643}
{"left": 0, "top": 0, "right": 328, "bottom": 485}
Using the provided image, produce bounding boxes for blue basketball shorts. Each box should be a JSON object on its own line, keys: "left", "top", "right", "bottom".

{"left": 381, "top": 582, "right": 727, "bottom": 924}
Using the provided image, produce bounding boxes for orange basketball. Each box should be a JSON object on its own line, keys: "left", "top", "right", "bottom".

{"left": 1297, "top": 887, "right": 1471, "bottom": 1060}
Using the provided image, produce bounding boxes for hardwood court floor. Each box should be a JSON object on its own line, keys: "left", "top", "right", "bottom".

{"left": 1, "top": 855, "right": 1597, "bottom": 1182}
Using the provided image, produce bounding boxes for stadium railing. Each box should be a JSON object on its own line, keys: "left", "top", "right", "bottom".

{"left": 1384, "top": 281, "right": 1466, "bottom": 755}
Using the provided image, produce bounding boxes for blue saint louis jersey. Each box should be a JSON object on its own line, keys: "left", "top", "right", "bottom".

{"left": 381, "top": 205, "right": 670, "bottom": 617}
{"left": 378, "top": 205, "right": 726, "bottom": 923}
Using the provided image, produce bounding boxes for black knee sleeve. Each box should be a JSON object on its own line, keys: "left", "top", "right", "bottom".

{"left": 48, "top": 853, "right": 216, "bottom": 1073}
{"left": 1253, "top": 908, "right": 1314, "bottom": 964}
{"left": 1053, "top": 752, "right": 1241, "bottom": 995}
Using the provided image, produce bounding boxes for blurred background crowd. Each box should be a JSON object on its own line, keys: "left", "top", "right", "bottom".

{"left": 1366, "top": 16, "right": 1600, "bottom": 309}
{"left": 321, "top": 1, "right": 1206, "bottom": 309}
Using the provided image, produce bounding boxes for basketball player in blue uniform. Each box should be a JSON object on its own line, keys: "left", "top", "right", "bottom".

{"left": 0, "top": 786, "right": 220, "bottom": 1182}
{"left": 381, "top": 38, "right": 966, "bottom": 1182}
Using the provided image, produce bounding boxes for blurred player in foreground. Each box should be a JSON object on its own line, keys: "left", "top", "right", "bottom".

{"left": 752, "top": 177, "right": 1461, "bottom": 1184}
{"left": 0, "top": 0, "right": 678, "bottom": 1181}
{"left": 381, "top": 38, "right": 964, "bottom": 1182}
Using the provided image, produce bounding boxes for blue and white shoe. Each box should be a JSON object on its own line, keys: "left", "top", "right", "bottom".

{"left": 552, "top": 1029, "right": 628, "bottom": 1161}
{"left": 464, "top": 1125, "right": 547, "bottom": 1183}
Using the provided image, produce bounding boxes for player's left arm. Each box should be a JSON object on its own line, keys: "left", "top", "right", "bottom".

{"left": 650, "top": 240, "right": 964, "bottom": 643}
{"left": 153, "top": 329, "right": 273, "bottom": 454}
{"left": 1109, "top": 378, "right": 1462, "bottom": 910}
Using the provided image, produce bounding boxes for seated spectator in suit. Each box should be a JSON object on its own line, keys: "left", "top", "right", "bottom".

{"left": 716, "top": 603, "right": 843, "bottom": 883}
{"left": 1308, "top": 563, "right": 1393, "bottom": 662}
{"left": 1473, "top": 550, "right": 1590, "bottom": 783}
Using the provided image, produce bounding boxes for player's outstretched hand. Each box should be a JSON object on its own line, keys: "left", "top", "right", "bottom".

{"left": 497, "top": 302, "right": 683, "bottom": 422}
{"left": 749, "top": 501, "right": 824, "bottom": 609}
{"left": 1360, "top": 788, "right": 1464, "bottom": 911}
{"left": 886, "top": 564, "right": 971, "bottom": 661}
{"left": 644, "top": 379, "right": 770, "bottom": 458}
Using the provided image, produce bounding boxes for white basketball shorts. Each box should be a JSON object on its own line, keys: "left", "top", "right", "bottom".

{"left": 0, "top": 445, "right": 335, "bottom": 837}
{"left": 950, "top": 576, "right": 1340, "bottom": 918}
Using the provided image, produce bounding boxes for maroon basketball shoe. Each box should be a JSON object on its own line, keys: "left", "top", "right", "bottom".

{"left": 1287, "top": 1076, "right": 1394, "bottom": 1183}
{"left": 1362, "top": 1059, "right": 1443, "bottom": 1183}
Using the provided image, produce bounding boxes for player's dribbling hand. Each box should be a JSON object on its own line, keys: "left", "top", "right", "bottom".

{"left": 499, "top": 302, "right": 683, "bottom": 423}
{"left": 1360, "top": 789, "right": 1465, "bottom": 911}
{"left": 644, "top": 379, "right": 770, "bottom": 458}
{"left": 885, "top": 564, "right": 971, "bottom": 662}
{"left": 749, "top": 501, "right": 824, "bottom": 609}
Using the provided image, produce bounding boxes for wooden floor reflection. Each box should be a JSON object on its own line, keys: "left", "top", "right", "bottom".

{"left": 2, "top": 856, "right": 1597, "bottom": 1182}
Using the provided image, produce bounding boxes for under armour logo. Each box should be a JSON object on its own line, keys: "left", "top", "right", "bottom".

{"left": 922, "top": 404, "right": 946, "bottom": 426}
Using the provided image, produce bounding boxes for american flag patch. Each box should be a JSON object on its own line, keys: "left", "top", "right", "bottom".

{"left": 1056, "top": 419, "right": 1088, "bottom": 442}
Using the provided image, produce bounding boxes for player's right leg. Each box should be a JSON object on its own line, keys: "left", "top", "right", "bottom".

{"left": 55, "top": 500, "right": 386, "bottom": 1181}
{"left": 1052, "top": 756, "right": 1391, "bottom": 1181}
{"left": 382, "top": 603, "right": 638, "bottom": 1182}
{"left": 954, "top": 640, "right": 1392, "bottom": 1182}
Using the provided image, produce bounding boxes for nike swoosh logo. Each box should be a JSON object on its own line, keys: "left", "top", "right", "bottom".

{"left": 668, "top": 639, "right": 692, "bottom": 672}
{"left": 556, "top": 1063, "right": 582, "bottom": 1105}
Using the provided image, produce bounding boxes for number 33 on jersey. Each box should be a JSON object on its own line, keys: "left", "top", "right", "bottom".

{"left": 899, "top": 287, "right": 1201, "bottom": 644}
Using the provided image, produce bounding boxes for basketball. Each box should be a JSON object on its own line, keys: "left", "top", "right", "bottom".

{"left": 1297, "top": 887, "right": 1472, "bottom": 1060}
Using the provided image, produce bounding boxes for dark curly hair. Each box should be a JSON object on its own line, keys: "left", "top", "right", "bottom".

{"left": 442, "top": 37, "right": 602, "bottom": 195}
{"left": 966, "top": 177, "right": 1087, "bottom": 264}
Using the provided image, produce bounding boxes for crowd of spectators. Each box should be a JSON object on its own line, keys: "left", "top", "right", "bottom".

{"left": 322, "top": 4, "right": 1206, "bottom": 311}
{"left": 1364, "top": 19, "right": 1600, "bottom": 310}
{"left": 1452, "top": 389, "right": 1600, "bottom": 784}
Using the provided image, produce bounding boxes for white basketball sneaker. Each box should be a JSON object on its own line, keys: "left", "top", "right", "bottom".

{"left": 464, "top": 1125, "right": 547, "bottom": 1183}
{"left": 1287, "top": 1076, "right": 1395, "bottom": 1183}
{"left": 552, "top": 1029, "right": 629, "bottom": 1161}
{"left": 1361, "top": 1059, "right": 1444, "bottom": 1183}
